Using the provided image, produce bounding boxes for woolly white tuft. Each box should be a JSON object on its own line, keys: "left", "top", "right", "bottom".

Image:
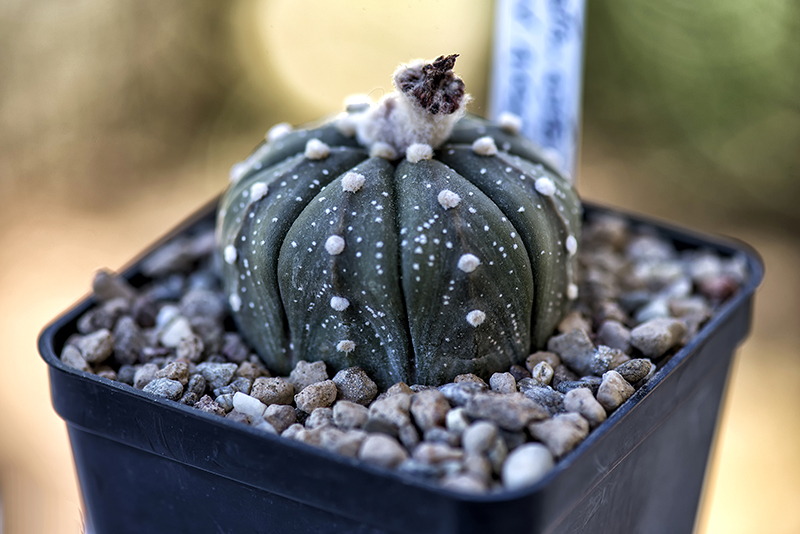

{"left": 498, "top": 112, "right": 523, "bottom": 134}
{"left": 250, "top": 182, "right": 269, "bottom": 202}
{"left": 471, "top": 136, "right": 498, "bottom": 156}
{"left": 370, "top": 142, "right": 397, "bottom": 160}
{"left": 337, "top": 340, "right": 356, "bottom": 353}
{"left": 437, "top": 189, "right": 461, "bottom": 209}
{"left": 535, "top": 177, "right": 556, "bottom": 197}
{"left": 229, "top": 162, "right": 248, "bottom": 184}
{"left": 344, "top": 94, "right": 373, "bottom": 109}
{"left": 224, "top": 245, "right": 237, "bottom": 265}
{"left": 341, "top": 172, "right": 366, "bottom": 193}
{"left": 466, "top": 310, "right": 486, "bottom": 327}
{"left": 567, "top": 283, "right": 579, "bottom": 300}
{"left": 406, "top": 143, "right": 433, "bottom": 163}
{"left": 566, "top": 235, "right": 578, "bottom": 256}
{"left": 457, "top": 253, "right": 481, "bottom": 273}
{"left": 330, "top": 296, "right": 350, "bottom": 311}
{"left": 336, "top": 113, "right": 357, "bottom": 137}
{"left": 266, "top": 122, "right": 292, "bottom": 143}
{"left": 229, "top": 293, "right": 242, "bottom": 312}
{"left": 305, "top": 139, "right": 330, "bottom": 160}
{"left": 325, "top": 235, "right": 346, "bottom": 255}
{"left": 540, "top": 147, "right": 564, "bottom": 171}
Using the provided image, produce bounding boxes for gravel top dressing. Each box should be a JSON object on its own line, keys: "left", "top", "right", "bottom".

{"left": 59, "top": 211, "right": 747, "bottom": 495}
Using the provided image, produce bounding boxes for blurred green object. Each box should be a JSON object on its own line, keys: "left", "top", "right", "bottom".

{"left": 583, "top": 0, "right": 800, "bottom": 228}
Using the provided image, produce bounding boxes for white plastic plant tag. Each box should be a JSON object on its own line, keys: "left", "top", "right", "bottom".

{"left": 489, "top": 0, "right": 586, "bottom": 182}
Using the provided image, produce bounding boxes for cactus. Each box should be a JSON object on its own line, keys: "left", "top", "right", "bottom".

{"left": 217, "top": 55, "right": 581, "bottom": 388}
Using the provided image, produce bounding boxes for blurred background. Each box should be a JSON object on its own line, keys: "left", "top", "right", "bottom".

{"left": 1, "top": 1, "right": 798, "bottom": 532}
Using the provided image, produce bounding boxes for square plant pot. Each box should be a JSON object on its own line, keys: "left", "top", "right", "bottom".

{"left": 38, "top": 200, "right": 763, "bottom": 534}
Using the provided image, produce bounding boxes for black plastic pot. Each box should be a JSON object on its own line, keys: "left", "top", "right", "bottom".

{"left": 38, "top": 201, "right": 763, "bottom": 534}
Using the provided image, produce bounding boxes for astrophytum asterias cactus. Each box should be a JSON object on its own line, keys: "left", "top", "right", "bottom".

{"left": 217, "top": 55, "right": 581, "bottom": 388}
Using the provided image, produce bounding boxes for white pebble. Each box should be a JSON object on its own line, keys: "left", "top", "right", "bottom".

{"left": 535, "top": 177, "right": 556, "bottom": 196}
{"left": 471, "top": 136, "right": 498, "bottom": 156}
{"left": 502, "top": 443, "right": 554, "bottom": 490}
{"left": 566, "top": 235, "right": 578, "bottom": 256}
{"left": 466, "top": 310, "right": 486, "bottom": 327}
{"left": 406, "top": 143, "right": 433, "bottom": 163}
{"left": 305, "top": 139, "right": 330, "bottom": 160}
{"left": 498, "top": 112, "right": 523, "bottom": 135}
{"left": 223, "top": 245, "right": 237, "bottom": 265}
{"left": 341, "top": 172, "right": 366, "bottom": 193}
{"left": 229, "top": 162, "right": 248, "bottom": 184}
{"left": 330, "top": 296, "right": 350, "bottom": 311}
{"left": 370, "top": 142, "right": 397, "bottom": 160}
{"left": 229, "top": 293, "right": 242, "bottom": 312}
{"left": 457, "top": 254, "right": 481, "bottom": 273}
{"left": 266, "top": 122, "right": 292, "bottom": 142}
{"left": 437, "top": 189, "right": 461, "bottom": 209}
{"left": 337, "top": 340, "right": 356, "bottom": 353}
{"left": 325, "top": 235, "right": 346, "bottom": 255}
{"left": 232, "top": 392, "right": 267, "bottom": 421}
{"left": 567, "top": 283, "right": 579, "bottom": 300}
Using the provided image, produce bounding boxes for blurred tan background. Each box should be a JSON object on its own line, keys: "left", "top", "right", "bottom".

{"left": 1, "top": 1, "right": 798, "bottom": 532}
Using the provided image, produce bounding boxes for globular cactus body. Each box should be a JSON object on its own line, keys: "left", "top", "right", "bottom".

{"left": 218, "top": 56, "right": 581, "bottom": 388}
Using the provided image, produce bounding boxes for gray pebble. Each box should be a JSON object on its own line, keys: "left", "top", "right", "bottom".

{"left": 359, "top": 434, "right": 409, "bottom": 469}
{"left": 75, "top": 329, "right": 114, "bottom": 364}
{"left": 264, "top": 404, "right": 297, "bottom": 433}
{"left": 232, "top": 392, "right": 267, "bottom": 422}
{"left": 77, "top": 298, "right": 129, "bottom": 334}
{"left": 369, "top": 393, "right": 412, "bottom": 429}
{"left": 179, "top": 288, "right": 225, "bottom": 320}
{"left": 179, "top": 392, "right": 199, "bottom": 406}
{"left": 117, "top": 365, "right": 136, "bottom": 385}
{"left": 385, "top": 382, "right": 415, "bottom": 396}
{"left": 525, "top": 351, "right": 561, "bottom": 373}
{"left": 215, "top": 393, "right": 235, "bottom": 412}
{"left": 226, "top": 410, "right": 251, "bottom": 425}
{"left": 634, "top": 298, "right": 670, "bottom": 323}
{"left": 133, "top": 362, "right": 159, "bottom": 389}
{"left": 319, "top": 427, "right": 367, "bottom": 458}
{"left": 438, "top": 381, "right": 488, "bottom": 406}
{"left": 462, "top": 453, "right": 493, "bottom": 482}
{"left": 332, "top": 367, "right": 378, "bottom": 406}
{"left": 235, "top": 361, "right": 263, "bottom": 382}
{"left": 546, "top": 329, "right": 597, "bottom": 376}
{"left": 464, "top": 392, "right": 548, "bottom": 431}
{"left": 499, "top": 429, "right": 527, "bottom": 452}
{"left": 630, "top": 318, "right": 687, "bottom": 358}
{"left": 462, "top": 421, "right": 498, "bottom": 456}
{"left": 294, "top": 380, "right": 337, "bottom": 413}
{"left": 517, "top": 381, "right": 565, "bottom": 416}
{"left": 397, "top": 459, "right": 442, "bottom": 481}
{"left": 189, "top": 315, "right": 224, "bottom": 354}
{"left": 60, "top": 345, "right": 90, "bottom": 372}
{"left": 412, "top": 442, "right": 464, "bottom": 464}
{"left": 597, "top": 320, "right": 631, "bottom": 353}
{"left": 305, "top": 407, "right": 335, "bottom": 429}
{"left": 508, "top": 364, "right": 532, "bottom": 382}
{"left": 551, "top": 364, "right": 578, "bottom": 390}
{"left": 528, "top": 412, "right": 590, "bottom": 458}
{"left": 596, "top": 371, "right": 635, "bottom": 412}
{"left": 132, "top": 296, "right": 159, "bottom": 328}
{"left": 197, "top": 362, "right": 238, "bottom": 390}
{"left": 112, "top": 316, "right": 145, "bottom": 366}
{"left": 445, "top": 407, "right": 471, "bottom": 435}
{"left": 221, "top": 333, "right": 250, "bottom": 364}
{"left": 502, "top": 443, "right": 554, "bottom": 490}
{"left": 489, "top": 372, "right": 517, "bottom": 394}
{"left": 193, "top": 394, "right": 226, "bottom": 416}
{"left": 143, "top": 378, "right": 184, "bottom": 401}
{"left": 288, "top": 360, "right": 329, "bottom": 392}
{"left": 281, "top": 423, "right": 305, "bottom": 441}
{"left": 423, "top": 427, "right": 460, "bottom": 447}
{"left": 440, "top": 472, "right": 487, "bottom": 494}
{"left": 487, "top": 434, "right": 509, "bottom": 475}
{"left": 557, "top": 310, "right": 592, "bottom": 334}
{"left": 333, "top": 400, "right": 369, "bottom": 430}
{"left": 614, "top": 359, "right": 652, "bottom": 384}
{"left": 176, "top": 334, "right": 204, "bottom": 363}
{"left": 563, "top": 388, "right": 607, "bottom": 428}
{"left": 529, "top": 362, "right": 554, "bottom": 386}
{"left": 410, "top": 389, "right": 451, "bottom": 431}
{"left": 251, "top": 377, "right": 294, "bottom": 406}
{"left": 253, "top": 419, "right": 278, "bottom": 434}
{"left": 397, "top": 424, "right": 421, "bottom": 450}
{"left": 554, "top": 380, "right": 593, "bottom": 395}
{"left": 155, "top": 361, "right": 189, "bottom": 386}
{"left": 92, "top": 269, "right": 137, "bottom": 302}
